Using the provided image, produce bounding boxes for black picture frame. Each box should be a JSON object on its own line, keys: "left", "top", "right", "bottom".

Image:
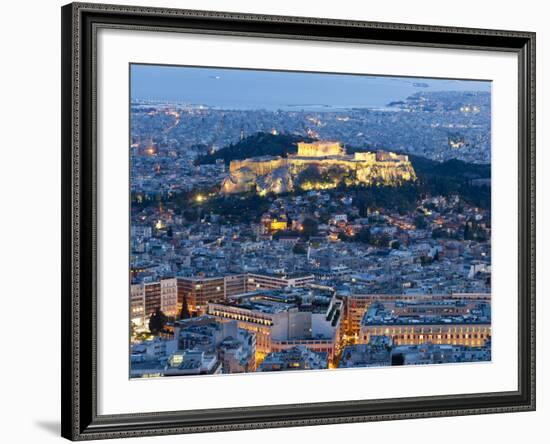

{"left": 61, "top": 2, "right": 536, "bottom": 440}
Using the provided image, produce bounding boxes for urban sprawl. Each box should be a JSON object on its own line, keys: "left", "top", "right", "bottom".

{"left": 130, "top": 90, "right": 492, "bottom": 377}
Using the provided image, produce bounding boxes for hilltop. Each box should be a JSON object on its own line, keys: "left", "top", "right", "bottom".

{"left": 195, "top": 132, "right": 314, "bottom": 165}
{"left": 220, "top": 141, "right": 417, "bottom": 195}
{"left": 197, "top": 132, "right": 490, "bottom": 182}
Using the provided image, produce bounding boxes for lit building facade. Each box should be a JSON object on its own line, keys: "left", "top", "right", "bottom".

{"left": 160, "top": 278, "right": 178, "bottom": 318}
{"left": 176, "top": 276, "right": 228, "bottom": 314}
{"left": 244, "top": 273, "right": 314, "bottom": 291}
{"left": 176, "top": 272, "right": 314, "bottom": 315}
{"left": 360, "top": 323, "right": 491, "bottom": 347}
{"left": 130, "top": 284, "right": 146, "bottom": 328}
{"left": 207, "top": 297, "right": 292, "bottom": 354}
{"left": 358, "top": 299, "right": 491, "bottom": 347}
{"left": 339, "top": 292, "right": 491, "bottom": 338}
{"left": 130, "top": 278, "right": 179, "bottom": 328}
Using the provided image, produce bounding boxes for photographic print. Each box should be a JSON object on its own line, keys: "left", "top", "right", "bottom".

{"left": 129, "top": 64, "right": 492, "bottom": 378}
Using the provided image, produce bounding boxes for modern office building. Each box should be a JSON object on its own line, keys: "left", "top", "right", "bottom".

{"left": 176, "top": 276, "right": 228, "bottom": 314}
{"left": 130, "top": 278, "right": 179, "bottom": 328}
{"left": 130, "top": 283, "right": 147, "bottom": 328}
{"left": 175, "top": 273, "right": 315, "bottom": 315}
{"left": 160, "top": 277, "right": 178, "bottom": 318}
{"left": 132, "top": 272, "right": 316, "bottom": 326}
{"left": 244, "top": 272, "right": 315, "bottom": 291}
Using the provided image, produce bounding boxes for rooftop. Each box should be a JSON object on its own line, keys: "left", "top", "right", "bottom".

{"left": 361, "top": 300, "right": 491, "bottom": 326}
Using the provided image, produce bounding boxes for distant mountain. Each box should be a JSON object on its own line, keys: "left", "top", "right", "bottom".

{"left": 195, "top": 132, "right": 313, "bottom": 165}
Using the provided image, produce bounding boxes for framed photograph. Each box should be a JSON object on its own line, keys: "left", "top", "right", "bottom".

{"left": 61, "top": 2, "right": 536, "bottom": 440}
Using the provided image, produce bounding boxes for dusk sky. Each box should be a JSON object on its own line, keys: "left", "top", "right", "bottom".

{"left": 131, "top": 64, "right": 491, "bottom": 110}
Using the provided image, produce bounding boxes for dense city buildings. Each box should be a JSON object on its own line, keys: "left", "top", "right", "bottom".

{"left": 258, "top": 346, "right": 328, "bottom": 372}
{"left": 129, "top": 65, "right": 492, "bottom": 377}
{"left": 339, "top": 335, "right": 491, "bottom": 368}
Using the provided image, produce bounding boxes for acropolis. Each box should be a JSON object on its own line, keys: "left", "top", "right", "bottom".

{"left": 221, "top": 141, "right": 416, "bottom": 195}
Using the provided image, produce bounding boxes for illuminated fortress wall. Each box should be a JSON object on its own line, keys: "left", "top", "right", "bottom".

{"left": 375, "top": 151, "right": 409, "bottom": 162}
{"left": 229, "top": 156, "right": 285, "bottom": 175}
{"left": 353, "top": 152, "right": 377, "bottom": 162}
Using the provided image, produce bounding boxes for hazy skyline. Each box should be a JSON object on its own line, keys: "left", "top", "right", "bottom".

{"left": 130, "top": 64, "right": 491, "bottom": 111}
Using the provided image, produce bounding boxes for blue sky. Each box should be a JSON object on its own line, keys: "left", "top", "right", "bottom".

{"left": 131, "top": 64, "right": 491, "bottom": 110}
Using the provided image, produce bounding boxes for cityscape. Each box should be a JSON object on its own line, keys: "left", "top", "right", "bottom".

{"left": 129, "top": 64, "right": 491, "bottom": 378}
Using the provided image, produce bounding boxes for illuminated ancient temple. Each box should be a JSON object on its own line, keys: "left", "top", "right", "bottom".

{"left": 221, "top": 141, "right": 416, "bottom": 195}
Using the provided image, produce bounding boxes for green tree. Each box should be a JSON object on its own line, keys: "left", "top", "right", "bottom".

{"left": 414, "top": 215, "right": 427, "bottom": 229}
{"left": 463, "top": 223, "right": 472, "bottom": 240}
{"left": 302, "top": 217, "right": 319, "bottom": 239}
{"left": 195, "top": 132, "right": 313, "bottom": 165}
{"left": 338, "top": 232, "right": 351, "bottom": 242}
{"left": 130, "top": 321, "right": 137, "bottom": 339}
{"left": 420, "top": 255, "right": 432, "bottom": 266}
{"left": 378, "top": 233, "right": 391, "bottom": 248}
{"left": 293, "top": 243, "right": 307, "bottom": 255}
{"left": 148, "top": 307, "right": 168, "bottom": 335}
{"left": 183, "top": 209, "right": 198, "bottom": 222}
{"left": 179, "top": 296, "right": 191, "bottom": 320}
{"left": 356, "top": 227, "right": 372, "bottom": 244}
